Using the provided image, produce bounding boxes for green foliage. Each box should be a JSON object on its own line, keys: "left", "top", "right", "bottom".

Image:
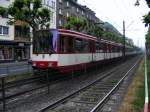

{"left": 148, "top": 59, "right": 150, "bottom": 100}
{"left": 132, "top": 83, "right": 145, "bottom": 112}
{"left": 64, "top": 16, "right": 86, "bottom": 31}
{"left": 146, "top": 31, "right": 150, "bottom": 47}
{"left": 143, "top": 13, "right": 150, "bottom": 27}
{"left": 0, "top": 7, "right": 8, "bottom": 17}
{"left": 93, "top": 24, "right": 103, "bottom": 37}
{"left": 0, "top": 0, "right": 51, "bottom": 30}
{"left": 103, "top": 31, "right": 123, "bottom": 43}
{"left": 64, "top": 16, "right": 104, "bottom": 38}
{"left": 132, "top": 59, "right": 150, "bottom": 111}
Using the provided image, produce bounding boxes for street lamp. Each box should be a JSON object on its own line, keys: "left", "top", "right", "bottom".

{"left": 135, "top": 0, "right": 140, "bottom": 6}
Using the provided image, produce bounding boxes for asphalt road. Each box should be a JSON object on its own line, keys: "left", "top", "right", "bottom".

{"left": 0, "top": 62, "right": 32, "bottom": 76}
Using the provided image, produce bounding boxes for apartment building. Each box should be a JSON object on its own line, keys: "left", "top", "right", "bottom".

{"left": 0, "top": 0, "right": 57, "bottom": 63}
{"left": 56, "top": 0, "right": 100, "bottom": 28}
{"left": 43, "top": 0, "right": 57, "bottom": 29}
{"left": 0, "top": 0, "right": 15, "bottom": 62}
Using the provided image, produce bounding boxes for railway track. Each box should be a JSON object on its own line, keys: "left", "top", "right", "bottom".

{"left": 39, "top": 56, "right": 141, "bottom": 112}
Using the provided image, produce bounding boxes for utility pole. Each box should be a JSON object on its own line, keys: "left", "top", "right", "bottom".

{"left": 123, "top": 21, "right": 126, "bottom": 59}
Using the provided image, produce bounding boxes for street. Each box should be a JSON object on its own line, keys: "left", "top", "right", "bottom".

{"left": 0, "top": 62, "right": 32, "bottom": 76}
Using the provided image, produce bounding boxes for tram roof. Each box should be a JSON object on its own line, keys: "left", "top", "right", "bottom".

{"left": 35, "top": 29, "right": 123, "bottom": 47}
{"left": 58, "top": 29, "right": 97, "bottom": 40}
{"left": 58, "top": 29, "right": 123, "bottom": 47}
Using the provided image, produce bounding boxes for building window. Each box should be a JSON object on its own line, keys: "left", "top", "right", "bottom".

{"left": 3, "top": 26, "right": 9, "bottom": 35}
{"left": 0, "top": 26, "right": 2, "bottom": 34}
{"left": 51, "top": 12, "right": 54, "bottom": 23}
{"left": 59, "top": 0, "right": 62, "bottom": 3}
{"left": 51, "top": 1, "right": 55, "bottom": 9}
{"left": 0, "top": 26, "right": 9, "bottom": 35}
{"left": 89, "top": 16, "right": 91, "bottom": 20}
{"left": 47, "top": 0, "right": 49, "bottom": 6}
{"left": 77, "top": 7, "right": 79, "bottom": 13}
{"left": 59, "top": 9, "right": 62, "bottom": 15}
{"left": 67, "top": 12, "right": 69, "bottom": 17}
{"left": 82, "top": 10, "right": 84, "bottom": 15}
{"left": 43, "top": 0, "right": 46, "bottom": 5}
{"left": 67, "top": 1, "right": 70, "bottom": 7}
{"left": 72, "top": 6, "right": 75, "bottom": 12}
{"left": 59, "top": 19, "right": 62, "bottom": 26}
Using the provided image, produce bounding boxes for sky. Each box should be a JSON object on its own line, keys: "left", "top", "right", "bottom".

{"left": 78, "top": 0, "right": 149, "bottom": 48}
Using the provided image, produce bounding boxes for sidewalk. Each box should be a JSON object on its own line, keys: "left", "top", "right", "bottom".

{"left": 0, "top": 60, "right": 32, "bottom": 76}
{"left": 0, "top": 61, "right": 29, "bottom": 67}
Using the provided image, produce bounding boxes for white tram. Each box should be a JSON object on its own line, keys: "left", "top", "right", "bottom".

{"left": 31, "top": 29, "right": 135, "bottom": 73}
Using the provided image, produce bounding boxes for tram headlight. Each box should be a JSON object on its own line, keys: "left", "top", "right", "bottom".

{"left": 48, "top": 62, "right": 52, "bottom": 67}
{"left": 32, "top": 62, "right": 36, "bottom": 66}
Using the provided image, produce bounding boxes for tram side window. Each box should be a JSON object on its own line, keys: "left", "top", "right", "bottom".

{"left": 75, "top": 38, "right": 83, "bottom": 52}
{"left": 101, "top": 43, "right": 107, "bottom": 53}
{"left": 111, "top": 46, "right": 115, "bottom": 53}
{"left": 108, "top": 44, "right": 111, "bottom": 53}
{"left": 82, "top": 40, "right": 89, "bottom": 52}
{"left": 99, "top": 42, "right": 104, "bottom": 53}
{"left": 118, "top": 47, "right": 121, "bottom": 52}
{"left": 115, "top": 46, "right": 118, "bottom": 52}
{"left": 59, "top": 35, "right": 66, "bottom": 53}
{"left": 68, "top": 36, "right": 74, "bottom": 53}
{"left": 107, "top": 44, "right": 110, "bottom": 53}
{"left": 96, "top": 42, "right": 100, "bottom": 53}
{"left": 116, "top": 47, "right": 119, "bottom": 52}
{"left": 75, "top": 38, "right": 90, "bottom": 53}
{"left": 89, "top": 41, "right": 95, "bottom": 53}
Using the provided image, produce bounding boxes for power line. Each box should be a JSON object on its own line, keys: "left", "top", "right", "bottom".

{"left": 119, "top": 0, "right": 134, "bottom": 20}
{"left": 81, "top": 0, "right": 123, "bottom": 30}
{"left": 113, "top": 0, "right": 129, "bottom": 20}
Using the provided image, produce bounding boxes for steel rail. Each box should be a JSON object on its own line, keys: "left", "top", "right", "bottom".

{"left": 38, "top": 60, "right": 134, "bottom": 112}
{"left": 90, "top": 56, "right": 141, "bottom": 112}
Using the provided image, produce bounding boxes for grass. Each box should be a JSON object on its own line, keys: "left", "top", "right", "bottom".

{"left": 5, "top": 72, "right": 32, "bottom": 83}
{"left": 132, "top": 78, "right": 145, "bottom": 111}
{"left": 147, "top": 58, "right": 150, "bottom": 103}
{"left": 119, "top": 59, "right": 145, "bottom": 112}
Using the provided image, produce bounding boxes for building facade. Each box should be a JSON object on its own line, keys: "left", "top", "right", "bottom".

{"left": 43, "top": 0, "right": 57, "bottom": 29}
{"left": 56, "top": 0, "right": 100, "bottom": 28}
{"left": 0, "top": 0, "right": 16, "bottom": 62}
{"left": 0, "top": 0, "right": 57, "bottom": 63}
{"left": 0, "top": 0, "right": 31, "bottom": 63}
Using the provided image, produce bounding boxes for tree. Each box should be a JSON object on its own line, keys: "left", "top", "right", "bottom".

{"left": 0, "top": 0, "right": 51, "bottom": 33}
{"left": 93, "top": 24, "right": 104, "bottom": 38}
{"left": 64, "top": 16, "right": 86, "bottom": 31}
{"left": 143, "top": 12, "right": 150, "bottom": 27}
{"left": 64, "top": 16, "right": 104, "bottom": 38}
{"left": 146, "top": 31, "right": 150, "bottom": 47}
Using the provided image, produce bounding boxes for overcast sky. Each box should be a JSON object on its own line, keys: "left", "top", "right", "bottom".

{"left": 78, "top": 0, "right": 149, "bottom": 48}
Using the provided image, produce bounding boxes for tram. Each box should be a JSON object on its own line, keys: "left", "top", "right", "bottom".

{"left": 31, "top": 29, "right": 135, "bottom": 73}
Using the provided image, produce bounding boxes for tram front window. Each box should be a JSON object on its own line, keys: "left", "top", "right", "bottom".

{"left": 33, "top": 30, "right": 54, "bottom": 53}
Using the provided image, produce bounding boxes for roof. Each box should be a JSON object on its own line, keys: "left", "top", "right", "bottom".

{"left": 58, "top": 29, "right": 123, "bottom": 46}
